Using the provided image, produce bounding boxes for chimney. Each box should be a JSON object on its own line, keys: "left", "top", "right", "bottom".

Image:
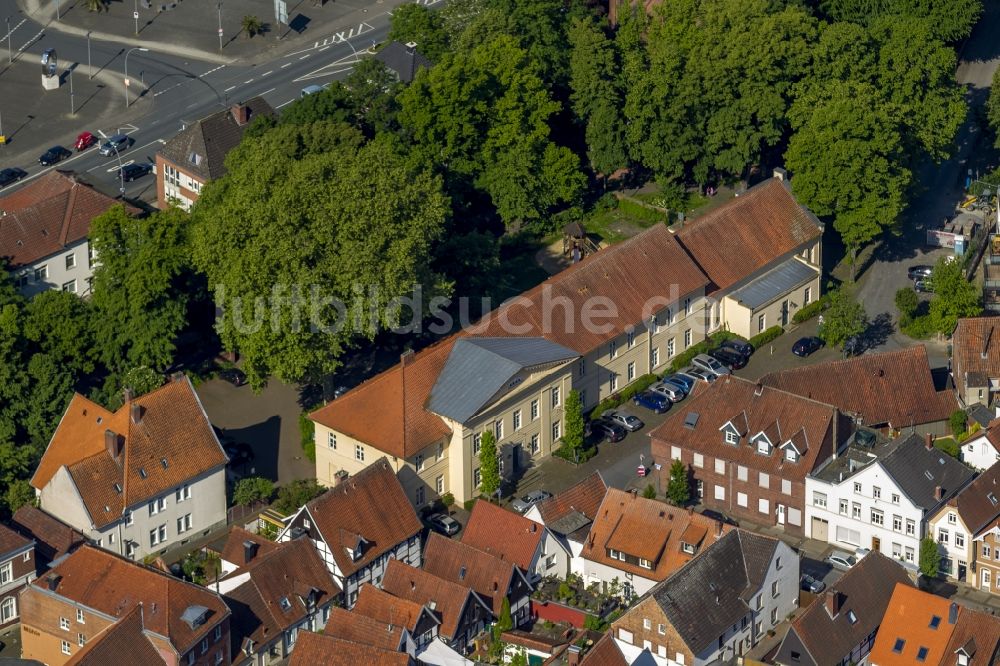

{"left": 687, "top": 506, "right": 694, "bottom": 515}
{"left": 925, "top": 433, "right": 934, "bottom": 451}
{"left": 824, "top": 590, "right": 841, "bottom": 618}
{"left": 231, "top": 103, "right": 250, "bottom": 126}
{"left": 410, "top": 580, "right": 416, "bottom": 592}
{"left": 401, "top": 350, "right": 415, "bottom": 367}
{"left": 935, "top": 485, "right": 943, "bottom": 501}
{"left": 772, "top": 167, "right": 788, "bottom": 181}
{"left": 130, "top": 402, "right": 143, "bottom": 425}
{"left": 105, "top": 429, "right": 124, "bottom": 465}
{"left": 530, "top": 523, "right": 537, "bottom": 533}
{"left": 122, "top": 387, "right": 134, "bottom": 404}
{"left": 983, "top": 326, "right": 994, "bottom": 360}
{"left": 949, "top": 602, "right": 959, "bottom": 625}
{"left": 755, "top": 382, "right": 764, "bottom": 397}
{"left": 716, "top": 520, "right": 723, "bottom": 536}
{"left": 333, "top": 469, "right": 349, "bottom": 487}
{"left": 567, "top": 645, "right": 582, "bottom": 666}
{"left": 243, "top": 540, "right": 259, "bottom": 565}
{"left": 46, "top": 573, "right": 62, "bottom": 591}
{"left": 405, "top": 41, "right": 417, "bottom": 54}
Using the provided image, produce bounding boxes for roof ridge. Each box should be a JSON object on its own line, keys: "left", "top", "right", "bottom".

{"left": 58, "top": 182, "right": 78, "bottom": 247}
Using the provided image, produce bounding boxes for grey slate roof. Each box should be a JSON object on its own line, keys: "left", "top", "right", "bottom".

{"left": 158, "top": 97, "right": 275, "bottom": 182}
{"left": 650, "top": 530, "right": 778, "bottom": 654}
{"left": 968, "top": 404, "right": 995, "bottom": 429}
{"left": 428, "top": 337, "right": 578, "bottom": 423}
{"left": 879, "top": 434, "right": 976, "bottom": 510}
{"left": 730, "top": 256, "right": 818, "bottom": 309}
{"left": 374, "top": 41, "right": 432, "bottom": 83}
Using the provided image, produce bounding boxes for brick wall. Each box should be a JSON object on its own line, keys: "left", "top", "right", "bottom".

{"left": 20, "top": 586, "right": 116, "bottom": 665}
{"left": 609, "top": 596, "right": 693, "bottom": 665}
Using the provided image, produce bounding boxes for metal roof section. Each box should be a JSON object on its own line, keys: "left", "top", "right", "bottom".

{"left": 730, "top": 257, "right": 819, "bottom": 309}
{"left": 428, "top": 337, "right": 579, "bottom": 424}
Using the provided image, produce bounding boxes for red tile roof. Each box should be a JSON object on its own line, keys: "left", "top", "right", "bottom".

{"left": 869, "top": 584, "right": 957, "bottom": 666}
{"left": 759, "top": 346, "right": 955, "bottom": 429}
{"left": 380, "top": 558, "right": 486, "bottom": 640}
{"left": 65, "top": 605, "right": 165, "bottom": 666}
{"left": 953, "top": 317, "right": 1000, "bottom": 399}
{"left": 533, "top": 471, "right": 608, "bottom": 528}
{"left": 10, "top": 505, "right": 86, "bottom": 567}
{"left": 288, "top": 631, "right": 412, "bottom": 666}
{"left": 31, "top": 377, "right": 229, "bottom": 529}
{"left": 352, "top": 584, "right": 430, "bottom": 635}
{"left": 0, "top": 522, "right": 31, "bottom": 557}
{"left": 311, "top": 224, "right": 709, "bottom": 457}
{"left": 215, "top": 526, "right": 280, "bottom": 569}
{"left": 462, "top": 500, "right": 544, "bottom": 572}
{"left": 323, "top": 606, "right": 405, "bottom": 652}
{"left": 33, "top": 545, "right": 229, "bottom": 654}
{"left": 649, "top": 375, "right": 840, "bottom": 479}
{"left": 941, "top": 605, "right": 1000, "bottom": 665}
{"left": 301, "top": 458, "right": 422, "bottom": 578}
{"left": 422, "top": 532, "right": 521, "bottom": 616}
{"left": 580, "top": 633, "right": 629, "bottom": 666}
{"left": 675, "top": 178, "right": 822, "bottom": 292}
{"left": 953, "top": 461, "right": 1000, "bottom": 536}
{"left": 581, "top": 488, "right": 731, "bottom": 582}
{"left": 0, "top": 171, "right": 138, "bottom": 267}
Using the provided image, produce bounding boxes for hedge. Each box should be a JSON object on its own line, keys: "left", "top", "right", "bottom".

{"left": 298, "top": 412, "right": 316, "bottom": 463}
{"left": 666, "top": 331, "right": 744, "bottom": 374}
{"left": 553, "top": 443, "right": 598, "bottom": 464}
{"left": 616, "top": 196, "right": 668, "bottom": 224}
{"left": 792, "top": 295, "right": 831, "bottom": 324}
{"left": 589, "top": 373, "right": 659, "bottom": 419}
{"left": 748, "top": 325, "right": 785, "bottom": 350}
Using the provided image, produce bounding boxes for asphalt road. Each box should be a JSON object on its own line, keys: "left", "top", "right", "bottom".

{"left": 0, "top": 0, "right": 400, "bottom": 201}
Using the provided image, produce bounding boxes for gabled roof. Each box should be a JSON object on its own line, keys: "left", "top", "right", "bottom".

{"left": 580, "top": 633, "right": 630, "bottom": 666}
{"left": 878, "top": 434, "right": 975, "bottom": 511}
{"left": 428, "top": 337, "right": 578, "bottom": 423}
{"left": 649, "top": 530, "right": 779, "bottom": 654}
{"left": 461, "top": 500, "right": 545, "bottom": 572}
{"left": 581, "top": 488, "right": 731, "bottom": 582}
{"left": 288, "top": 631, "right": 412, "bottom": 666}
{"left": 65, "top": 605, "right": 165, "bottom": 666}
{"left": 311, "top": 223, "right": 708, "bottom": 457}
{"left": 776, "top": 552, "right": 913, "bottom": 666}
{"left": 650, "top": 375, "right": 840, "bottom": 479}
{"left": 533, "top": 472, "right": 608, "bottom": 539}
{"left": 223, "top": 536, "right": 339, "bottom": 649}
{"left": 381, "top": 558, "right": 489, "bottom": 640}
{"left": 158, "top": 97, "right": 275, "bottom": 182}
{"left": 300, "top": 458, "right": 422, "bottom": 578}
{"left": 729, "top": 256, "right": 819, "bottom": 310}
{"left": 422, "top": 532, "right": 524, "bottom": 616}
{"left": 675, "top": 177, "right": 822, "bottom": 293}
{"left": 31, "top": 377, "right": 229, "bottom": 529}
{"left": 0, "top": 171, "right": 138, "bottom": 268}
{"left": 941, "top": 605, "right": 1000, "bottom": 666}
{"left": 353, "top": 584, "right": 436, "bottom": 636}
{"left": 953, "top": 461, "right": 1000, "bottom": 536}
{"left": 323, "top": 607, "right": 405, "bottom": 652}
{"left": 374, "top": 41, "right": 432, "bottom": 83}
{"left": 759, "top": 346, "right": 955, "bottom": 428}
{"left": 10, "top": 505, "right": 86, "bottom": 568}
{"left": 0, "top": 522, "right": 31, "bottom": 557}
{"left": 216, "top": 526, "right": 280, "bottom": 569}
{"left": 869, "top": 584, "right": 959, "bottom": 666}
{"left": 33, "top": 545, "right": 229, "bottom": 654}
{"left": 953, "top": 317, "right": 1000, "bottom": 396}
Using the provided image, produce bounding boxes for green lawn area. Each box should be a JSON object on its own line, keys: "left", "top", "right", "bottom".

{"left": 934, "top": 437, "right": 960, "bottom": 459}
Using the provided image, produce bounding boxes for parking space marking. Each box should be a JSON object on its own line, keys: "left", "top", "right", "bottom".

{"left": 224, "top": 85, "right": 236, "bottom": 92}
{"left": 276, "top": 98, "right": 296, "bottom": 108}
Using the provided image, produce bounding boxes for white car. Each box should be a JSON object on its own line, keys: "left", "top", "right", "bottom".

{"left": 692, "top": 353, "right": 731, "bottom": 376}
{"left": 825, "top": 551, "right": 858, "bottom": 571}
{"left": 649, "top": 382, "right": 684, "bottom": 402}
{"left": 604, "top": 410, "right": 644, "bottom": 432}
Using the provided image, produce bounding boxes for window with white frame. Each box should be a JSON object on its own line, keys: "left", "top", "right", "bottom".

{"left": 530, "top": 433, "right": 540, "bottom": 454}
{"left": 667, "top": 338, "right": 675, "bottom": 358}
{"left": 652, "top": 347, "right": 660, "bottom": 367}
{"left": 495, "top": 420, "right": 504, "bottom": 440}
{"left": 148, "top": 498, "right": 166, "bottom": 516}
{"left": 956, "top": 533, "right": 965, "bottom": 548}
{"left": 531, "top": 399, "right": 539, "bottom": 420}
{"left": 725, "top": 430, "right": 738, "bottom": 445}
{"left": 60, "top": 617, "right": 70, "bottom": 631}
{"left": 415, "top": 454, "right": 424, "bottom": 472}
{"left": 437, "top": 443, "right": 444, "bottom": 460}
{"left": 948, "top": 513, "right": 957, "bottom": 525}
{"left": 839, "top": 499, "right": 848, "bottom": 515}
{"left": 893, "top": 515, "right": 902, "bottom": 532}
{"left": 513, "top": 410, "right": 522, "bottom": 431}
{"left": 758, "top": 314, "right": 766, "bottom": 332}
{"left": 906, "top": 519, "right": 916, "bottom": 536}
{"left": 76, "top": 609, "right": 84, "bottom": 624}
{"left": 327, "top": 432, "right": 337, "bottom": 449}
{"left": 355, "top": 444, "right": 365, "bottom": 461}
{"left": 552, "top": 421, "right": 561, "bottom": 442}
{"left": 737, "top": 492, "right": 748, "bottom": 508}
{"left": 853, "top": 482, "right": 862, "bottom": 494}
{"left": 61, "top": 641, "right": 71, "bottom": 656}
{"left": 671, "top": 446, "right": 681, "bottom": 460}
{"left": 176, "top": 485, "right": 191, "bottom": 502}
{"left": 852, "top": 503, "right": 862, "bottom": 519}
{"left": 873, "top": 486, "right": 881, "bottom": 499}
{"left": 609, "top": 341, "right": 618, "bottom": 359}
{"left": 177, "top": 514, "right": 193, "bottom": 534}
{"left": 684, "top": 329, "right": 692, "bottom": 348}
{"left": 551, "top": 387, "right": 560, "bottom": 408}
{"left": 759, "top": 498, "right": 769, "bottom": 515}
{"left": 714, "top": 485, "right": 725, "bottom": 501}
{"left": 473, "top": 433, "right": 482, "bottom": 455}
{"left": 759, "top": 472, "right": 769, "bottom": 489}
{"left": 0, "top": 597, "right": 16, "bottom": 624}
{"left": 803, "top": 286, "right": 811, "bottom": 304}
{"left": 715, "top": 459, "right": 725, "bottom": 474}
{"left": 65, "top": 253, "right": 76, "bottom": 270}
{"left": 812, "top": 492, "right": 827, "bottom": 508}
{"left": 693, "top": 453, "right": 704, "bottom": 468}
{"left": 892, "top": 493, "right": 900, "bottom": 504}
{"left": 436, "top": 476, "right": 444, "bottom": 494}
{"left": 938, "top": 528, "right": 949, "bottom": 544}
{"left": 609, "top": 373, "right": 618, "bottom": 391}
{"left": 62, "top": 280, "right": 77, "bottom": 293}
{"left": 627, "top": 330, "right": 635, "bottom": 348}
{"left": 639, "top": 558, "right": 652, "bottom": 569}
{"left": 34, "top": 265, "right": 48, "bottom": 281}
{"left": 474, "top": 468, "right": 481, "bottom": 487}
{"left": 782, "top": 479, "right": 792, "bottom": 495}
{"left": 737, "top": 465, "right": 748, "bottom": 481}
{"left": 627, "top": 361, "right": 635, "bottom": 382}
{"left": 871, "top": 509, "right": 884, "bottom": 526}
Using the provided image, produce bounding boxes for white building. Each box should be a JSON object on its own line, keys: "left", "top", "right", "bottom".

{"left": 960, "top": 420, "right": 1000, "bottom": 470}
{"left": 524, "top": 472, "right": 609, "bottom": 579}
{"left": 806, "top": 433, "right": 975, "bottom": 566}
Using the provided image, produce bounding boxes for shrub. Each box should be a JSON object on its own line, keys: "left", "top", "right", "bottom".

{"left": 934, "top": 437, "right": 960, "bottom": 458}
{"left": 666, "top": 331, "right": 743, "bottom": 374}
{"left": 895, "top": 287, "right": 919, "bottom": 318}
{"left": 642, "top": 484, "right": 656, "bottom": 499}
{"left": 298, "top": 412, "right": 316, "bottom": 463}
{"left": 748, "top": 325, "right": 785, "bottom": 350}
{"left": 901, "top": 314, "right": 935, "bottom": 339}
{"left": 950, "top": 410, "right": 968, "bottom": 437}
{"left": 554, "top": 443, "right": 598, "bottom": 464}
{"left": 273, "top": 478, "right": 325, "bottom": 514}
{"left": 589, "top": 373, "right": 659, "bottom": 419}
{"left": 919, "top": 535, "right": 940, "bottom": 578}
{"left": 792, "top": 293, "right": 833, "bottom": 324}
{"left": 441, "top": 492, "right": 455, "bottom": 507}
{"left": 463, "top": 498, "right": 477, "bottom": 512}
{"left": 233, "top": 477, "right": 274, "bottom": 507}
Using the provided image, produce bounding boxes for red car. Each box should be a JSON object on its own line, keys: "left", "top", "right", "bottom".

{"left": 74, "top": 131, "right": 96, "bottom": 151}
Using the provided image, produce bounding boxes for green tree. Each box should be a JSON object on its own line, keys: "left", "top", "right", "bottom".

{"left": 241, "top": 15, "right": 263, "bottom": 38}
{"left": 233, "top": 477, "right": 275, "bottom": 506}
{"left": 642, "top": 484, "right": 656, "bottom": 499}
{"left": 819, "top": 291, "right": 868, "bottom": 349}
{"left": 388, "top": 4, "right": 449, "bottom": 62}
{"left": 495, "top": 596, "right": 513, "bottom": 634}
{"left": 344, "top": 58, "right": 402, "bottom": 136}
{"left": 929, "top": 257, "right": 981, "bottom": 334}
{"left": 919, "top": 535, "right": 940, "bottom": 577}
{"left": 478, "top": 430, "right": 500, "bottom": 500}
{"left": 894, "top": 287, "right": 919, "bottom": 319}
{"left": 990, "top": 68, "right": 1000, "bottom": 148}
{"left": 950, "top": 410, "right": 968, "bottom": 438}
{"left": 819, "top": 0, "right": 982, "bottom": 43}
{"left": 4, "top": 480, "right": 36, "bottom": 515}
{"left": 562, "top": 390, "right": 585, "bottom": 456}
{"left": 22, "top": 290, "right": 96, "bottom": 376}
{"left": 274, "top": 479, "right": 326, "bottom": 514}
{"left": 665, "top": 459, "right": 689, "bottom": 506}
{"left": 192, "top": 125, "right": 449, "bottom": 388}
{"left": 119, "top": 366, "right": 164, "bottom": 397}
{"left": 279, "top": 83, "right": 356, "bottom": 127}
{"left": 0, "top": 440, "right": 35, "bottom": 516}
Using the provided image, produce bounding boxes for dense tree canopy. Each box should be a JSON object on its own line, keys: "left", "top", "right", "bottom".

{"left": 819, "top": 0, "right": 982, "bottom": 43}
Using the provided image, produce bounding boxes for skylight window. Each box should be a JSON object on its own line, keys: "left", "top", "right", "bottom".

{"left": 847, "top": 610, "right": 857, "bottom": 625}
{"left": 279, "top": 597, "right": 291, "bottom": 611}
{"left": 990, "top": 493, "right": 998, "bottom": 507}
{"left": 917, "top": 647, "right": 929, "bottom": 662}
{"left": 929, "top": 615, "right": 941, "bottom": 629}
{"left": 892, "top": 638, "right": 905, "bottom": 654}
{"left": 160, "top": 458, "right": 169, "bottom": 469}
{"left": 139, "top": 468, "right": 148, "bottom": 479}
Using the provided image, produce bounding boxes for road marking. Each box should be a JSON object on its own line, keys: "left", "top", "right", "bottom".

{"left": 262, "top": 70, "right": 273, "bottom": 77}
{"left": 107, "top": 160, "right": 134, "bottom": 173}
{"left": 277, "top": 98, "right": 296, "bottom": 108}
{"left": 186, "top": 102, "right": 198, "bottom": 109}
{"left": 260, "top": 88, "right": 275, "bottom": 95}
{"left": 319, "top": 45, "right": 330, "bottom": 52}
{"left": 202, "top": 64, "right": 226, "bottom": 76}
{"left": 1, "top": 18, "right": 26, "bottom": 43}
{"left": 244, "top": 79, "right": 253, "bottom": 84}
{"left": 281, "top": 63, "right": 292, "bottom": 68}
{"left": 224, "top": 85, "right": 236, "bottom": 92}
{"left": 299, "top": 54, "right": 310, "bottom": 60}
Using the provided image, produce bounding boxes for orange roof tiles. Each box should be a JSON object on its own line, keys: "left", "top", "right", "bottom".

{"left": 216, "top": 526, "right": 280, "bottom": 568}
{"left": 422, "top": 532, "right": 521, "bottom": 616}
{"left": 581, "top": 488, "right": 731, "bottom": 581}
{"left": 675, "top": 178, "right": 822, "bottom": 292}
{"left": 33, "top": 545, "right": 228, "bottom": 654}
{"left": 534, "top": 471, "right": 608, "bottom": 527}
{"left": 941, "top": 605, "right": 1000, "bottom": 665}
{"left": 953, "top": 316, "right": 1000, "bottom": 398}
{"left": 65, "top": 605, "right": 165, "bottom": 666}
{"left": 31, "top": 377, "right": 229, "bottom": 529}
{"left": 462, "top": 500, "right": 544, "bottom": 572}
{"left": 869, "top": 584, "right": 958, "bottom": 666}
{"left": 323, "top": 607, "right": 405, "bottom": 652}
{"left": 288, "top": 632, "right": 411, "bottom": 666}
{"left": 759, "top": 346, "right": 955, "bottom": 429}
{"left": 381, "top": 558, "right": 486, "bottom": 639}
{"left": 352, "top": 584, "right": 430, "bottom": 635}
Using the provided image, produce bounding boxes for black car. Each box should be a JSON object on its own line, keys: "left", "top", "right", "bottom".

{"left": 0, "top": 167, "right": 27, "bottom": 187}
{"left": 700, "top": 509, "right": 739, "bottom": 527}
{"left": 719, "top": 339, "right": 753, "bottom": 358}
{"left": 38, "top": 145, "right": 71, "bottom": 166}
{"left": 792, "top": 336, "right": 823, "bottom": 357}
{"left": 709, "top": 348, "right": 747, "bottom": 370}
{"left": 219, "top": 368, "right": 247, "bottom": 386}
{"left": 914, "top": 279, "right": 934, "bottom": 293}
{"left": 224, "top": 441, "right": 255, "bottom": 467}
{"left": 591, "top": 418, "right": 626, "bottom": 443}
{"left": 118, "top": 162, "right": 152, "bottom": 182}
{"left": 907, "top": 264, "right": 933, "bottom": 280}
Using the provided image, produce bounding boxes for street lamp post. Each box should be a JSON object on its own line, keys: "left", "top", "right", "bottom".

{"left": 217, "top": 3, "right": 223, "bottom": 51}
{"left": 55, "top": 0, "right": 60, "bottom": 20}
{"left": 5, "top": 17, "right": 11, "bottom": 65}
{"left": 133, "top": 0, "right": 138, "bottom": 34}
{"left": 86, "top": 31, "right": 91, "bottom": 78}
{"left": 69, "top": 66, "right": 74, "bottom": 115}
{"left": 123, "top": 46, "right": 148, "bottom": 108}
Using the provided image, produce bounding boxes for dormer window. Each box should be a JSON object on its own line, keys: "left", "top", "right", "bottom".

{"left": 638, "top": 558, "right": 652, "bottom": 570}
{"left": 725, "top": 431, "right": 738, "bottom": 445}
{"left": 681, "top": 542, "right": 696, "bottom": 555}
{"left": 785, "top": 449, "right": 798, "bottom": 462}
{"left": 756, "top": 438, "right": 771, "bottom": 455}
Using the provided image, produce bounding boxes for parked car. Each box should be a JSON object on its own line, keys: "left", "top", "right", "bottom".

{"left": 301, "top": 84, "right": 324, "bottom": 97}
{"left": 0, "top": 167, "right": 27, "bottom": 188}
{"left": 223, "top": 441, "right": 255, "bottom": 468}
{"left": 511, "top": 489, "right": 552, "bottom": 513}
{"left": 692, "top": 353, "right": 731, "bottom": 376}
{"left": 632, "top": 390, "right": 670, "bottom": 413}
{"left": 907, "top": 265, "right": 933, "bottom": 280}
{"left": 662, "top": 373, "right": 695, "bottom": 394}
{"left": 591, "top": 418, "right": 626, "bottom": 443}
{"left": 800, "top": 574, "right": 826, "bottom": 594}
{"left": 914, "top": 279, "right": 934, "bottom": 293}
{"left": 854, "top": 547, "right": 871, "bottom": 561}
{"left": 118, "top": 162, "right": 152, "bottom": 182}
{"left": 38, "top": 145, "right": 71, "bottom": 166}
{"left": 604, "top": 410, "right": 644, "bottom": 432}
{"left": 709, "top": 348, "right": 747, "bottom": 370}
{"left": 427, "top": 513, "right": 461, "bottom": 536}
{"left": 699, "top": 508, "right": 739, "bottom": 527}
{"left": 649, "top": 381, "right": 684, "bottom": 402}
{"left": 719, "top": 339, "right": 754, "bottom": 358}
{"left": 825, "top": 551, "right": 858, "bottom": 571}
{"left": 99, "top": 134, "right": 132, "bottom": 156}
{"left": 74, "top": 131, "right": 97, "bottom": 151}
{"left": 219, "top": 368, "right": 247, "bottom": 386}
{"left": 792, "top": 336, "right": 823, "bottom": 357}
{"left": 680, "top": 368, "right": 717, "bottom": 384}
